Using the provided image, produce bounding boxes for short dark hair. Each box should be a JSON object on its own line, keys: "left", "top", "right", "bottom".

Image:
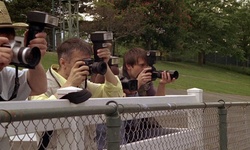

{"left": 122, "top": 47, "right": 147, "bottom": 78}
{"left": 123, "top": 47, "right": 147, "bottom": 67}
{"left": 0, "top": 27, "right": 15, "bottom": 37}
{"left": 56, "top": 37, "right": 92, "bottom": 63}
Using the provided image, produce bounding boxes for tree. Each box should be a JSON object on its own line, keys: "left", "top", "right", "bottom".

{"left": 233, "top": 1, "right": 250, "bottom": 67}
{"left": 4, "top": 0, "right": 53, "bottom": 22}
{"left": 184, "top": 0, "right": 242, "bottom": 65}
{"left": 4, "top": 0, "right": 58, "bottom": 50}
{"left": 79, "top": 1, "right": 145, "bottom": 37}
{"left": 80, "top": 0, "right": 190, "bottom": 58}
{"left": 135, "top": 0, "right": 190, "bottom": 52}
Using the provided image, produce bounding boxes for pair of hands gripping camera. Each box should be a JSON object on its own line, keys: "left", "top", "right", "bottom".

{"left": 1, "top": 11, "right": 58, "bottom": 101}
{"left": 6, "top": 11, "right": 58, "bottom": 69}
{"left": 121, "top": 51, "right": 179, "bottom": 93}
{"left": 60, "top": 31, "right": 113, "bottom": 104}
{"left": 90, "top": 32, "right": 179, "bottom": 94}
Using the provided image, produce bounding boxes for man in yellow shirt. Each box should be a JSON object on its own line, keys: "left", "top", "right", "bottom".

{"left": 31, "top": 37, "right": 123, "bottom": 100}
{"left": 30, "top": 37, "right": 123, "bottom": 149}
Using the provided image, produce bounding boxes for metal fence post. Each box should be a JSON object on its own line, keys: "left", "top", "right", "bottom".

{"left": 106, "top": 108, "right": 121, "bottom": 150}
{"left": 218, "top": 105, "right": 228, "bottom": 150}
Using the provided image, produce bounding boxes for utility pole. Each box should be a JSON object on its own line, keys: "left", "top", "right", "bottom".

{"left": 52, "top": 0, "right": 56, "bottom": 51}
{"left": 59, "top": 0, "right": 80, "bottom": 42}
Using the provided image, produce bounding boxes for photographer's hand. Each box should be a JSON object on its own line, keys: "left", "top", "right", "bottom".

{"left": 137, "top": 67, "right": 152, "bottom": 89}
{"left": 25, "top": 32, "right": 47, "bottom": 57}
{"left": 97, "top": 43, "right": 111, "bottom": 63}
{"left": 27, "top": 32, "right": 48, "bottom": 95}
{"left": 156, "top": 71, "right": 175, "bottom": 96}
{"left": 63, "top": 61, "right": 89, "bottom": 88}
{"left": 0, "top": 37, "right": 12, "bottom": 70}
{"left": 159, "top": 71, "right": 174, "bottom": 84}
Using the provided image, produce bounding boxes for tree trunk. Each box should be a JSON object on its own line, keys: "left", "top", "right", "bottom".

{"left": 198, "top": 51, "right": 205, "bottom": 65}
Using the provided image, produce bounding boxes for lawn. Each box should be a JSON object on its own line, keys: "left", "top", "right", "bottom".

{"left": 42, "top": 52, "right": 58, "bottom": 69}
{"left": 154, "top": 61, "right": 250, "bottom": 96}
{"left": 42, "top": 52, "right": 250, "bottom": 96}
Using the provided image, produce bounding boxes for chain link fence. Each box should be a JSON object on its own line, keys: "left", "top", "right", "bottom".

{"left": 206, "top": 53, "right": 250, "bottom": 68}
{"left": 1, "top": 100, "right": 250, "bottom": 150}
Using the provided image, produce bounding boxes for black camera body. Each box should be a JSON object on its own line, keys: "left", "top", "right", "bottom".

{"left": 26, "top": 11, "right": 59, "bottom": 46}
{"left": 83, "top": 58, "right": 107, "bottom": 75}
{"left": 151, "top": 70, "right": 179, "bottom": 81}
{"left": 120, "top": 77, "right": 138, "bottom": 91}
{"left": 146, "top": 50, "right": 179, "bottom": 81}
{"left": 3, "top": 41, "right": 41, "bottom": 68}
{"left": 146, "top": 50, "right": 157, "bottom": 66}
{"left": 2, "top": 10, "right": 58, "bottom": 69}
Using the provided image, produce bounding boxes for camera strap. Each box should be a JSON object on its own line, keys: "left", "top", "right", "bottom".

{"left": 48, "top": 68, "right": 61, "bottom": 88}
{"left": 0, "top": 66, "right": 20, "bottom": 101}
{"left": 85, "top": 78, "right": 87, "bottom": 89}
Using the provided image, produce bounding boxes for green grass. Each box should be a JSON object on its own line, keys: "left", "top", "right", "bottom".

{"left": 42, "top": 52, "right": 58, "bottom": 70}
{"left": 154, "top": 61, "right": 250, "bottom": 96}
{"left": 42, "top": 52, "right": 250, "bottom": 96}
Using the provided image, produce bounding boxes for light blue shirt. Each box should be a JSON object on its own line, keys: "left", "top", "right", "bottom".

{"left": 0, "top": 67, "right": 31, "bottom": 101}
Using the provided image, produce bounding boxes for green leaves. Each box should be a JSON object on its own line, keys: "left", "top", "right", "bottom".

{"left": 5, "top": 0, "right": 250, "bottom": 65}
{"left": 185, "top": 0, "right": 250, "bottom": 65}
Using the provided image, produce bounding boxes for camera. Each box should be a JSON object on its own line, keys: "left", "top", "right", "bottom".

{"left": 108, "top": 56, "right": 119, "bottom": 67}
{"left": 90, "top": 31, "right": 113, "bottom": 62}
{"left": 83, "top": 58, "right": 107, "bottom": 75}
{"left": 26, "top": 11, "right": 59, "bottom": 46}
{"left": 151, "top": 70, "right": 179, "bottom": 81}
{"left": 89, "top": 31, "right": 113, "bottom": 76}
{"left": 146, "top": 50, "right": 157, "bottom": 66}
{"left": 3, "top": 40, "right": 41, "bottom": 68}
{"left": 120, "top": 77, "right": 138, "bottom": 91}
{"left": 146, "top": 50, "right": 179, "bottom": 81}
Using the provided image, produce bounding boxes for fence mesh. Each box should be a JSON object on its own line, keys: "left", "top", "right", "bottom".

{"left": 227, "top": 106, "right": 250, "bottom": 150}
{"left": 0, "top": 104, "right": 250, "bottom": 150}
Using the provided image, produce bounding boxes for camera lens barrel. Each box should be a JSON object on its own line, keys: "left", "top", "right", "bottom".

{"left": 9, "top": 41, "right": 41, "bottom": 68}
{"left": 12, "top": 46, "right": 41, "bottom": 68}
{"left": 83, "top": 59, "right": 107, "bottom": 75}
{"left": 91, "top": 61, "right": 107, "bottom": 75}
{"left": 151, "top": 70, "right": 179, "bottom": 80}
{"left": 168, "top": 70, "right": 179, "bottom": 79}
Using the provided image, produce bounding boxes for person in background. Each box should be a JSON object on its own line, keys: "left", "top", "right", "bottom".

{"left": 30, "top": 37, "right": 123, "bottom": 149}
{"left": 121, "top": 47, "right": 174, "bottom": 97}
{"left": 0, "top": 2, "right": 47, "bottom": 149}
{"left": 0, "top": 1, "right": 47, "bottom": 101}
{"left": 121, "top": 47, "right": 175, "bottom": 143}
{"left": 89, "top": 42, "right": 120, "bottom": 84}
{"left": 30, "top": 37, "right": 123, "bottom": 100}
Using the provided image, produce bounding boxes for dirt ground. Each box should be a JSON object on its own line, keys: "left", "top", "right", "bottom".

{"left": 166, "top": 89, "right": 250, "bottom": 102}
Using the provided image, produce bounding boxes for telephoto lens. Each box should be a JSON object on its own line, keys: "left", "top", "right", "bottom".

{"left": 151, "top": 70, "right": 179, "bottom": 81}
{"left": 168, "top": 70, "right": 179, "bottom": 79}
